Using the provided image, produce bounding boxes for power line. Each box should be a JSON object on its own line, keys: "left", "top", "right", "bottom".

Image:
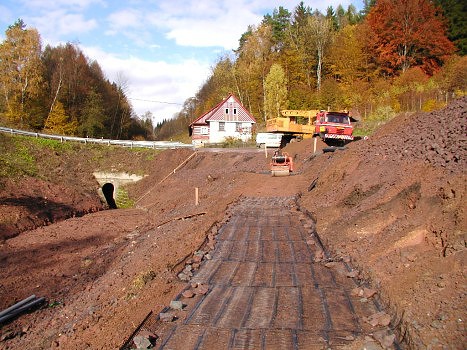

{"left": 129, "top": 97, "right": 183, "bottom": 105}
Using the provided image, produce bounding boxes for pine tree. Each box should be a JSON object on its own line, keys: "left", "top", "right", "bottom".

{"left": 434, "top": 0, "right": 467, "bottom": 55}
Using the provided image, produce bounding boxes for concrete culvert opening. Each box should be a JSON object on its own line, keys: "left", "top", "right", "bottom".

{"left": 102, "top": 183, "right": 117, "bottom": 209}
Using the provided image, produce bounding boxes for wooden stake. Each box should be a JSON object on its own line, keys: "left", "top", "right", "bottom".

{"left": 313, "top": 137, "right": 317, "bottom": 154}
{"left": 264, "top": 143, "right": 267, "bottom": 158}
{"left": 195, "top": 187, "right": 199, "bottom": 206}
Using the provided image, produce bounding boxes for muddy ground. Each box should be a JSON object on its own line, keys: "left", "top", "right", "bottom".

{"left": 0, "top": 97, "right": 465, "bottom": 349}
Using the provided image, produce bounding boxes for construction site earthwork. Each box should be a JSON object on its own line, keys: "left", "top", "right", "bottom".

{"left": 0, "top": 97, "right": 465, "bottom": 349}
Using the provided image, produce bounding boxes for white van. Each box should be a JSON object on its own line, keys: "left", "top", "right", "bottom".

{"left": 256, "top": 133, "right": 284, "bottom": 148}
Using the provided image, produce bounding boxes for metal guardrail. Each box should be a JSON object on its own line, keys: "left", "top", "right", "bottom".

{"left": 0, "top": 127, "right": 194, "bottom": 150}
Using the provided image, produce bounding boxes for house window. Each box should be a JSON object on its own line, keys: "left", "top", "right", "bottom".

{"left": 219, "top": 122, "right": 225, "bottom": 131}
{"left": 235, "top": 123, "right": 242, "bottom": 132}
{"left": 225, "top": 108, "right": 229, "bottom": 114}
{"left": 200, "top": 126, "right": 209, "bottom": 135}
{"left": 233, "top": 108, "right": 237, "bottom": 115}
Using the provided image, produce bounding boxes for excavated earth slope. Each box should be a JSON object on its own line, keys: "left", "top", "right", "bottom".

{"left": 0, "top": 97, "right": 465, "bottom": 349}
{"left": 299, "top": 97, "right": 466, "bottom": 349}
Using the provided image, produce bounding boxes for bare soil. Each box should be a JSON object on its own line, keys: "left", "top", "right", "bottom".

{"left": 0, "top": 97, "right": 465, "bottom": 349}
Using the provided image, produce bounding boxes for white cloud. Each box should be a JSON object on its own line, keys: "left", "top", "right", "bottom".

{"left": 150, "top": 0, "right": 262, "bottom": 49}
{"left": 106, "top": 8, "right": 143, "bottom": 32}
{"left": 82, "top": 46, "right": 210, "bottom": 122}
{"left": 105, "top": 9, "right": 155, "bottom": 47}
{"left": 29, "top": 10, "right": 98, "bottom": 44}
{"left": 163, "top": 11, "right": 259, "bottom": 49}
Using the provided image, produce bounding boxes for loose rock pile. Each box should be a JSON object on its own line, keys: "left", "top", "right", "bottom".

{"left": 177, "top": 225, "right": 218, "bottom": 283}
{"left": 361, "top": 97, "right": 466, "bottom": 172}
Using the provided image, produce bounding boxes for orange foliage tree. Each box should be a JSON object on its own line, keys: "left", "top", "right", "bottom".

{"left": 366, "top": 0, "right": 455, "bottom": 75}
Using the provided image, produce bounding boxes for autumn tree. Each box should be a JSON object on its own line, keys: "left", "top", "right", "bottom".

{"left": 198, "top": 55, "right": 236, "bottom": 115}
{"left": 327, "top": 23, "right": 374, "bottom": 110}
{"left": 433, "top": 55, "right": 467, "bottom": 102}
{"left": 366, "top": 0, "right": 455, "bottom": 75}
{"left": 43, "top": 101, "right": 77, "bottom": 135}
{"left": 0, "top": 19, "right": 43, "bottom": 126}
{"left": 234, "top": 24, "right": 274, "bottom": 121}
{"left": 41, "top": 43, "right": 134, "bottom": 139}
{"left": 392, "top": 67, "right": 430, "bottom": 111}
{"left": 42, "top": 43, "right": 91, "bottom": 122}
{"left": 264, "top": 64, "right": 288, "bottom": 119}
{"left": 328, "top": 24, "right": 371, "bottom": 84}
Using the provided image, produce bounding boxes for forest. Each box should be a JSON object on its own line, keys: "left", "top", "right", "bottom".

{"left": 0, "top": 21, "right": 154, "bottom": 140}
{"left": 0, "top": 0, "right": 465, "bottom": 141}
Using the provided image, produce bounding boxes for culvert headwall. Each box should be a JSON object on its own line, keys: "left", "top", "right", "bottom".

{"left": 93, "top": 172, "right": 145, "bottom": 209}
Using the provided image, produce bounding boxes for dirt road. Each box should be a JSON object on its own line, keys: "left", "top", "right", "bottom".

{"left": 124, "top": 197, "right": 389, "bottom": 349}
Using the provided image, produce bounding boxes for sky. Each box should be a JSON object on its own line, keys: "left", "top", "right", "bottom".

{"left": 0, "top": 0, "right": 363, "bottom": 124}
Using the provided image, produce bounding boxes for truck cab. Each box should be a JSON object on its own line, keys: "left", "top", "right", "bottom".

{"left": 314, "top": 111, "right": 354, "bottom": 143}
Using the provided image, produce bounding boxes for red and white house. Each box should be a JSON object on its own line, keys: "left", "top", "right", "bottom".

{"left": 189, "top": 93, "right": 256, "bottom": 147}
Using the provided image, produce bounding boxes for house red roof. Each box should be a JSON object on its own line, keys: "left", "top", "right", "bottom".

{"left": 190, "top": 93, "right": 256, "bottom": 126}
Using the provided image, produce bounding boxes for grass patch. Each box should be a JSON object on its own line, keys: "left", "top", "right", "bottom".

{"left": 115, "top": 187, "right": 135, "bottom": 209}
{"left": 132, "top": 270, "right": 156, "bottom": 289}
{"left": 130, "top": 270, "right": 157, "bottom": 295}
{"left": 0, "top": 135, "right": 37, "bottom": 178}
{"left": 0, "top": 133, "right": 157, "bottom": 183}
{"left": 144, "top": 150, "right": 158, "bottom": 162}
{"left": 33, "top": 137, "right": 75, "bottom": 152}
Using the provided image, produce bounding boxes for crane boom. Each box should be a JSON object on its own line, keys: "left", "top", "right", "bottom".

{"left": 280, "top": 110, "right": 319, "bottom": 118}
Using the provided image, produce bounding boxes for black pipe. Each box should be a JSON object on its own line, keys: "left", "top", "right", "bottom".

{"left": 0, "top": 297, "right": 46, "bottom": 324}
{"left": 0, "top": 295, "right": 36, "bottom": 318}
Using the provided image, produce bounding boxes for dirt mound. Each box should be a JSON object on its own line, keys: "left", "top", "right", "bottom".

{"left": 0, "top": 98, "right": 465, "bottom": 349}
{"left": 358, "top": 96, "right": 466, "bottom": 172}
{"left": 0, "top": 178, "right": 102, "bottom": 240}
{"left": 299, "top": 97, "right": 466, "bottom": 348}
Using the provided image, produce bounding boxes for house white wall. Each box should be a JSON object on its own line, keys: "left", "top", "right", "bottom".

{"left": 209, "top": 121, "right": 253, "bottom": 143}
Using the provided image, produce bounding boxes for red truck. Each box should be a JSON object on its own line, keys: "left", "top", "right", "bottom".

{"left": 314, "top": 111, "right": 354, "bottom": 143}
